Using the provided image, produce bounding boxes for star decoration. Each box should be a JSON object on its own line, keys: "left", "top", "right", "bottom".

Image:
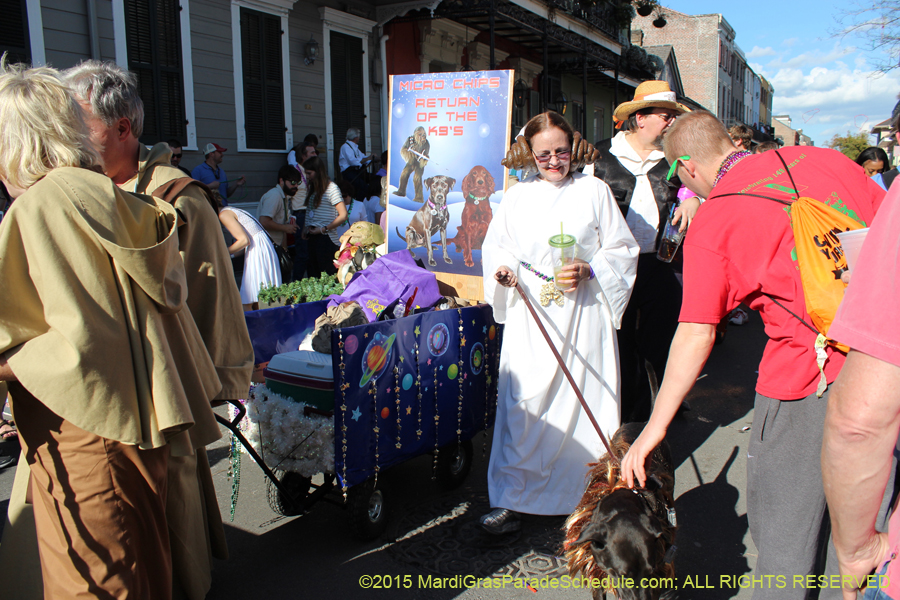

{"left": 341, "top": 383, "right": 350, "bottom": 391}
{"left": 414, "top": 326, "right": 421, "bottom": 336}
{"left": 427, "top": 358, "right": 432, "bottom": 365}
{"left": 464, "top": 373, "right": 468, "bottom": 380}
{"left": 400, "top": 356, "right": 405, "bottom": 362}
{"left": 364, "top": 332, "right": 368, "bottom": 338}
{"left": 404, "top": 331, "right": 408, "bottom": 336}
{"left": 460, "top": 336, "right": 467, "bottom": 347}
{"left": 439, "top": 365, "right": 444, "bottom": 371}
{"left": 351, "top": 407, "right": 362, "bottom": 421}
{"left": 483, "top": 326, "right": 487, "bottom": 334}
{"left": 416, "top": 429, "right": 423, "bottom": 436}
{"left": 486, "top": 375, "right": 492, "bottom": 385}
{"left": 472, "top": 320, "right": 476, "bottom": 326}
{"left": 406, "top": 406, "right": 412, "bottom": 415}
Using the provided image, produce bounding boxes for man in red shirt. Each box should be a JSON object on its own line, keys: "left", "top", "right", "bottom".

{"left": 621, "top": 110, "right": 885, "bottom": 599}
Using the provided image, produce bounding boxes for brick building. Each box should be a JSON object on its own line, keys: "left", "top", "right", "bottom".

{"left": 633, "top": 6, "right": 773, "bottom": 133}
{"left": 773, "top": 115, "right": 801, "bottom": 146}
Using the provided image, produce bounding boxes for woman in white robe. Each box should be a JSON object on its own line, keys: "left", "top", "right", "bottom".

{"left": 481, "top": 111, "right": 639, "bottom": 533}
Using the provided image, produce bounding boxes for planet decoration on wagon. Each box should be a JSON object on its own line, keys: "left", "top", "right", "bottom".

{"left": 427, "top": 323, "right": 451, "bottom": 357}
{"left": 359, "top": 332, "right": 397, "bottom": 386}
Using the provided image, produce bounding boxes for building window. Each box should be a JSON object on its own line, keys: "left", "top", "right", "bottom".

{"left": 124, "top": 0, "right": 186, "bottom": 145}
{"left": 240, "top": 7, "right": 285, "bottom": 150}
{"left": 1, "top": 0, "right": 31, "bottom": 65}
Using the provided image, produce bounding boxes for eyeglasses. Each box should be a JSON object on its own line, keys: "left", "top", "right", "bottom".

{"left": 287, "top": 180, "right": 301, "bottom": 186}
{"left": 651, "top": 112, "right": 677, "bottom": 123}
{"left": 667, "top": 155, "right": 690, "bottom": 181}
{"left": 532, "top": 149, "right": 572, "bottom": 164}
{"left": 172, "top": 153, "right": 182, "bottom": 159}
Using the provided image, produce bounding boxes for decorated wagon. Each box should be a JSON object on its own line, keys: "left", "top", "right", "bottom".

{"left": 221, "top": 300, "right": 501, "bottom": 540}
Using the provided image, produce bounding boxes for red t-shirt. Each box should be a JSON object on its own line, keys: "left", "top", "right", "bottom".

{"left": 680, "top": 146, "right": 884, "bottom": 400}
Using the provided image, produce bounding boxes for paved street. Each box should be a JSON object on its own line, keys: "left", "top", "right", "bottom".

{"left": 0, "top": 311, "right": 767, "bottom": 599}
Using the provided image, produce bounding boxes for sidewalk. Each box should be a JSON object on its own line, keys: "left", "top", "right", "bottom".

{"left": 205, "top": 314, "right": 767, "bottom": 599}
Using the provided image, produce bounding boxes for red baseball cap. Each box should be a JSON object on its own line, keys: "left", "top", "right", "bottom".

{"left": 202, "top": 142, "right": 228, "bottom": 154}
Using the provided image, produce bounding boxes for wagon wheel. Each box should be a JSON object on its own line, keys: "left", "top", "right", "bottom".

{"left": 266, "top": 470, "right": 311, "bottom": 517}
{"left": 346, "top": 478, "right": 389, "bottom": 541}
{"left": 435, "top": 439, "right": 473, "bottom": 491}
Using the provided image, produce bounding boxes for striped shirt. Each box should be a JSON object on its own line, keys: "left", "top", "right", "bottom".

{"left": 306, "top": 181, "right": 344, "bottom": 245}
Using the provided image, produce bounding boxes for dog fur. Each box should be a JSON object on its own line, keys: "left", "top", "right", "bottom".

{"left": 564, "top": 422, "right": 677, "bottom": 600}
{"left": 402, "top": 175, "right": 456, "bottom": 267}
{"left": 449, "top": 165, "right": 495, "bottom": 267}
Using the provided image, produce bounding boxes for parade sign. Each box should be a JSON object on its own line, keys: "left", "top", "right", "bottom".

{"left": 386, "top": 70, "right": 513, "bottom": 283}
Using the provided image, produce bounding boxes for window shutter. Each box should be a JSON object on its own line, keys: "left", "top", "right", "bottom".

{"left": 241, "top": 8, "right": 285, "bottom": 150}
{"left": 330, "top": 31, "right": 365, "bottom": 173}
{"left": 125, "top": 0, "right": 186, "bottom": 144}
{"left": 0, "top": 0, "right": 31, "bottom": 66}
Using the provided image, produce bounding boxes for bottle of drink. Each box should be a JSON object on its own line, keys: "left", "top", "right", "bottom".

{"left": 657, "top": 202, "right": 685, "bottom": 263}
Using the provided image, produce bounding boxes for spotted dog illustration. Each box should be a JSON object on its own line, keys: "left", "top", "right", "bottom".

{"left": 398, "top": 175, "right": 456, "bottom": 266}
{"left": 449, "top": 165, "right": 495, "bottom": 267}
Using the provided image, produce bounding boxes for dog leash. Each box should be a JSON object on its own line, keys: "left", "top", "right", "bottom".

{"left": 515, "top": 283, "right": 618, "bottom": 464}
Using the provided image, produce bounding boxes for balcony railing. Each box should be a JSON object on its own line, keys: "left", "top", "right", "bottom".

{"left": 543, "top": 0, "right": 623, "bottom": 41}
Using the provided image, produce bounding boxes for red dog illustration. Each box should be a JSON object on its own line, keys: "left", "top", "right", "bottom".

{"left": 450, "top": 165, "right": 495, "bottom": 267}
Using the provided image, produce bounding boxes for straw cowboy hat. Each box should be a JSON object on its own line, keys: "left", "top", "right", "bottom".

{"left": 613, "top": 81, "right": 690, "bottom": 128}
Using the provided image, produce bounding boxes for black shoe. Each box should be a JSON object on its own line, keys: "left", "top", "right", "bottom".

{"left": 479, "top": 508, "right": 521, "bottom": 535}
{"left": 0, "top": 454, "right": 16, "bottom": 470}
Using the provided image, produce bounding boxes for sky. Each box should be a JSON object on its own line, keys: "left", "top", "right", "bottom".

{"left": 664, "top": 0, "right": 900, "bottom": 146}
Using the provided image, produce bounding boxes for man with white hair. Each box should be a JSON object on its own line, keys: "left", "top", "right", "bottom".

{"left": 339, "top": 126, "right": 373, "bottom": 202}
{"left": 61, "top": 60, "right": 253, "bottom": 600}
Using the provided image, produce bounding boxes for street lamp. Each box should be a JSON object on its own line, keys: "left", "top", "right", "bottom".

{"left": 304, "top": 36, "right": 319, "bottom": 66}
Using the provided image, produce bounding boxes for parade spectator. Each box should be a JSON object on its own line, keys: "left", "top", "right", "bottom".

{"left": 335, "top": 179, "right": 368, "bottom": 237}
{"left": 376, "top": 150, "right": 388, "bottom": 177}
{"left": 57, "top": 59, "right": 253, "bottom": 600}
{"left": 216, "top": 190, "right": 282, "bottom": 310}
{"left": 288, "top": 142, "right": 317, "bottom": 280}
{"left": 257, "top": 165, "right": 300, "bottom": 254}
{"left": 303, "top": 155, "right": 348, "bottom": 276}
{"left": 0, "top": 61, "right": 224, "bottom": 600}
{"left": 822, "top": 188, "right": 900, "bottom": 600}
{"left": 729, "top": 123, "right": 753, "bottom": 152}
{"left": 339, "top": 127, "right": 373, "bottom": 202}
{"left": 167, "top": 138, "right": 191, "bottom": 176}
{"left": 192, "top": 142, "right": 245, "bottom": 205}
{"left": 364, "top": 177, "right": 384, "bottom": 224}
{"left": 754, "top": 141, "right": 780, "bottom": 154}
{"left": 479, "top": 111, "right": 639, "bottom": 534}
{"left": 592, "top": 81, "right": 699, "bottom": 423}
{"left": 856, "top": 146, "right": 890, "bottom": 190}
{"left": 621, "top": 110, "right": 885, "bottom": 600}
{"left": 823, "top": 112, "right": 900, "bottom": 600}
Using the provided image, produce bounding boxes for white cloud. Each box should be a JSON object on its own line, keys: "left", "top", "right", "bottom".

{"left": 783, "top": 38, "right": 799, "bottom": 48}
{"left": 747, "top": 46, "right": 776, "bottom": 58}
{"left": 769, "top": 62, "right": 900, "bottom": 144}
{"left": 767, "top": 44, "right": 856, "bottom": 69}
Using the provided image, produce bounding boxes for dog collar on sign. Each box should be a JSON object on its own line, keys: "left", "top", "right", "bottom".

{"left": 426, "top": 198, "right": 446, "bottom": 215}
{"left": 467, "top": 192, "right": 487, "bottom": 205}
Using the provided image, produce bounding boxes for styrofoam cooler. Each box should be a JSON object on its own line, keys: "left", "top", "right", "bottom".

{"left": 263, "top": 350, "right": 334, "bottom": 411}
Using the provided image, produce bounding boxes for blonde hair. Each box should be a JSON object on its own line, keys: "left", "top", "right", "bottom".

{"left": 663, "top": 110, "right": 734, "bottom": 167}
{"left": 0, "top": 58, "right": 100, "bottom": 190}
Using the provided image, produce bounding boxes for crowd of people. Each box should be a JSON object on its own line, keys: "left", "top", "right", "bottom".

{"left": 2, "top": 47, "right": 900, "bottom": 600}
{"left": 479, "top": 79, "right": 900, "bottom": 600}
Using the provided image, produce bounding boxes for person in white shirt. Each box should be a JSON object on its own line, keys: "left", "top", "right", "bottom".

{"left": 591, "top": 81, "right": 700, "bottom": 423}
{"left": 339, "top": 127, "right": 373, "bottom": 203}
{"left": 257, "top": 165, "right": 300, "bottom": 250}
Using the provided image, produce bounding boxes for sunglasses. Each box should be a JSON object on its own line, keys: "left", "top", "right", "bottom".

{"left": 287, "top": 180, "right": 301, "bottom": 186}
{"left": 532, "top": 149, "right": 572, "bottom": 164}
{"left": 172, "top": 153, "right": 183, "bottom": 159}
{"left": 651, "top": 112, "right": 677, "bottom": 123}
{"left": 667, "top": 155, "right": 690, "bottom": 181}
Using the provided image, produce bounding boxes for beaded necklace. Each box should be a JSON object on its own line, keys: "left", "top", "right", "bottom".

{"left": 520, "top": 261, "right": 564, "bottom": 307}
{"left": 714, "top": 151, "right": 751, "bottom": 187}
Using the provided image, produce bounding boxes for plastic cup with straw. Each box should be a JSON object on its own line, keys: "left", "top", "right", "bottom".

{"left": 549, "top": 222, "right": 576, "bottom": 290}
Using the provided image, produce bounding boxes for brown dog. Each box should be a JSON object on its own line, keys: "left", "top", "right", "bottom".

{"left": 564, "top": 422, "right": 677, "bottom": 600}
{"left": 449, "top": 165, "right": 495, "bottom": 267}
{"left": 401, "top": 175, "right": 456, "bottom": 267}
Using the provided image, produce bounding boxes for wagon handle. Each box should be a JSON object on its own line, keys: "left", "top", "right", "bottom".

{"left": 514, "top": 284, "right": 618, "bottom": 464}
{"left": 214, "top": 399, "right": 306, "bottom": 512}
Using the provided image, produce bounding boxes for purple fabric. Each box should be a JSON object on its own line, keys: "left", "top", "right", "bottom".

{"left": 327, "top": 250, "right": 441, "bottom": 322}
